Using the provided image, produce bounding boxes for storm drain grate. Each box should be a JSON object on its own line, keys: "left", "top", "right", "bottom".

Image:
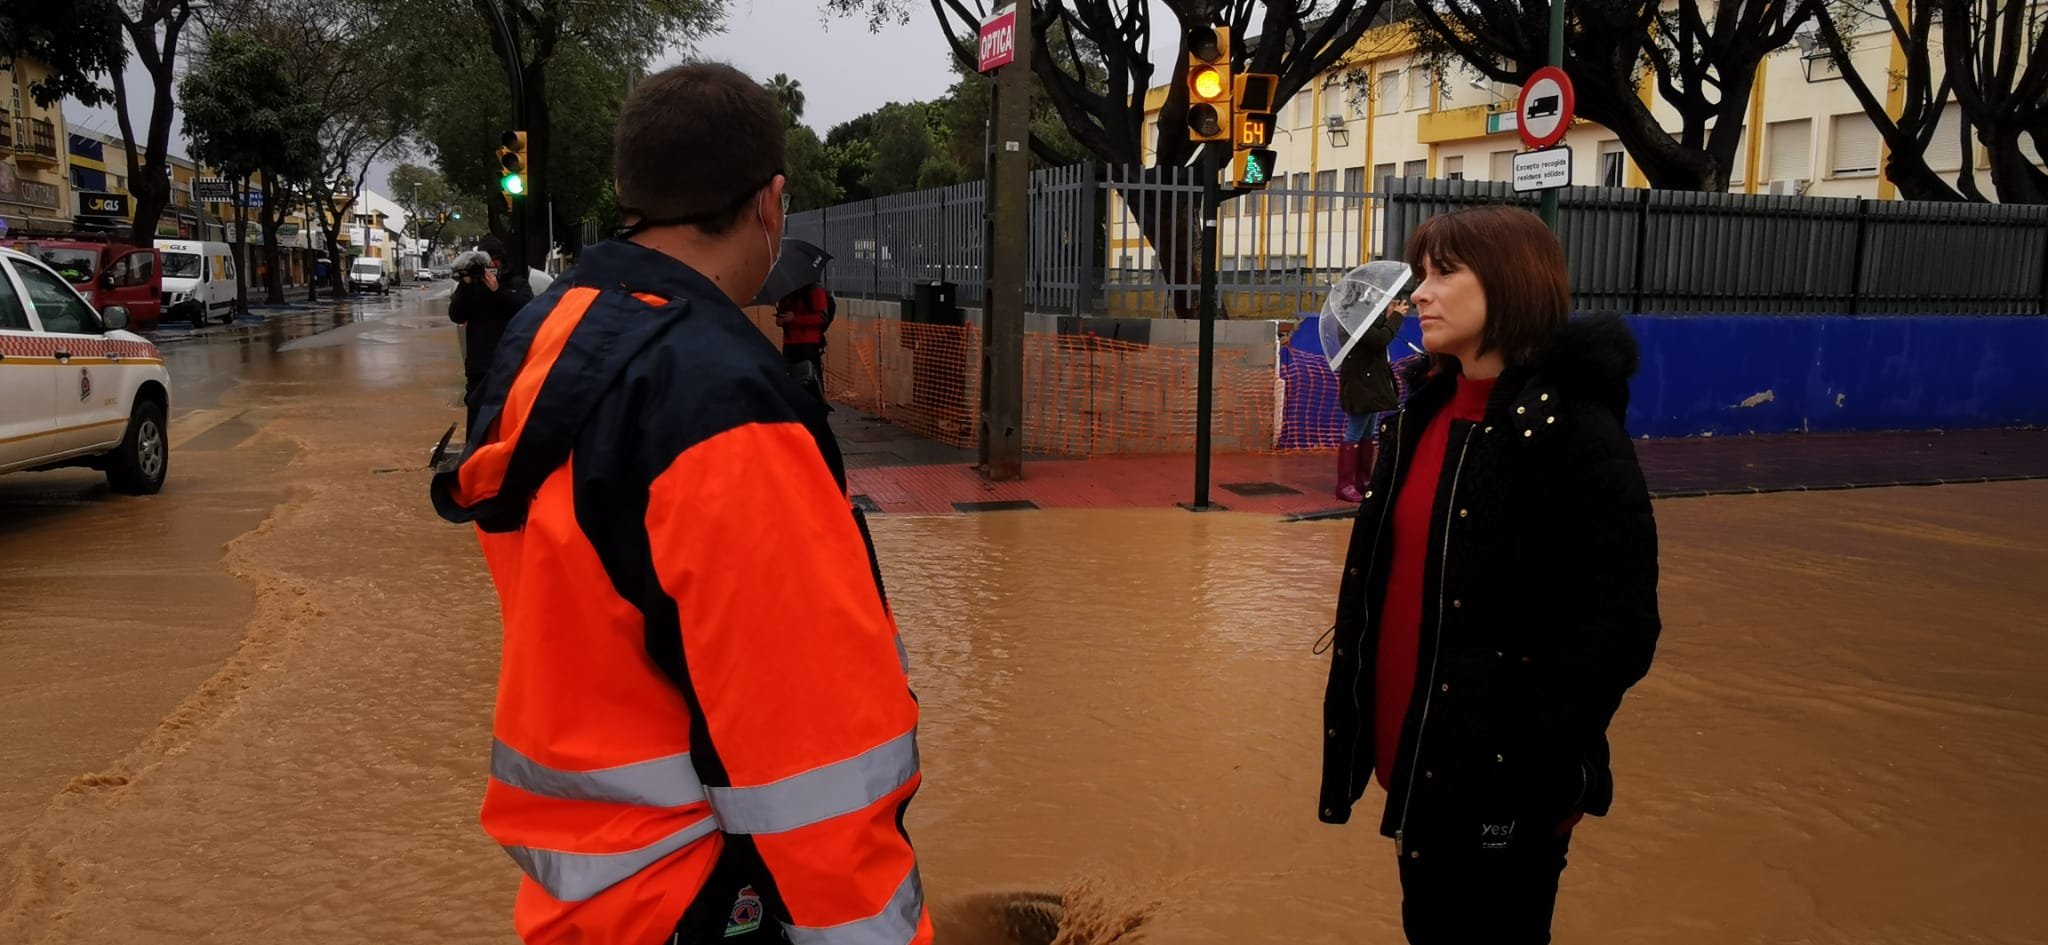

{"left": 952, "top": 499, "right": 1040, "bottom": 513}
{"left": 1221, "top": 481, "right": 1302, "bottom": 497}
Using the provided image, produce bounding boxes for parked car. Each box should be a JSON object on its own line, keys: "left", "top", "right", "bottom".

{"left": 4, "top": 238, "right": 165, "bottom": 331}
{"left": 157, "top": 239, "right": 238, "bottom": 326}
{"left": 417, "top": 267, "right": 439, "bottom": 281}
{"left": 0, "top": 247, "right": 172, "bottom": 494}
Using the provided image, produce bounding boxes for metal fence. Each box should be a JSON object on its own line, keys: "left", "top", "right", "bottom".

{"left": 783, "top": 165, "right": 1096, "bottom": 314}
{"left": 1379, "top": 178, "right": 2048, "bottom": 315}
{"left": 786, "top": 164, "right": 2048, "bottom": 318}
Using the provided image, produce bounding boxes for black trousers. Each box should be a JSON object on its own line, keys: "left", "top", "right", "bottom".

{"left": 462, "top": 373, "right": 486, "bottom": 433}
{"left": 1397, "top": 830, "right": 1572, "bottom": 945}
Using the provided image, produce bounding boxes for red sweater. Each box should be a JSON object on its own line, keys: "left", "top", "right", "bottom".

{"left": 1374, "top": 374, "right": 1494, "bottom": 790}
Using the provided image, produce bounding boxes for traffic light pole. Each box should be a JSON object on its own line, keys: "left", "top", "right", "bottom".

{"left": 474, "top": 0, "right": 532, "bottom": 272}
{"left": 1540, "top": 0, "right": 1566, "bottom": 230}
{"left": 1186, "top": 146, "right": 1224, "bottom": 512}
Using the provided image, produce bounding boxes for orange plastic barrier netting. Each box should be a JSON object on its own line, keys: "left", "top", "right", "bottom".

{"left": 746, "top": 309, "right": 1349, "bottom": 457}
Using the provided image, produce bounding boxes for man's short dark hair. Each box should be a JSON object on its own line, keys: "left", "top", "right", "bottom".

{"left": 614, "top": 62, "right": 786, "bottom": 236}
{"left": 478, "top": 234, "right": 507, "bottom": 263}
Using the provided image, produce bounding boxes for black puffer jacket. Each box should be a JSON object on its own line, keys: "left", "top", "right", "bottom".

{"left": 1338, "top": 308, "right": 1405, "bottom": 416}
{"left": 450, "top": 274, "right": 535, "bottom": 377}
{"left": 1318, "top": 314, "right": 1662, "bottom": 860}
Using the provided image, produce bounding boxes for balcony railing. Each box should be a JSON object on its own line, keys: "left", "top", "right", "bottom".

{"left": 18, "top": 117, "right": 59, "bottom": 164}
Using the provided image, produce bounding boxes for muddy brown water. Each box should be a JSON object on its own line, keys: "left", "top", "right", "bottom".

{"left": 3, "top": 289, "right": 2047, "bottom": 943}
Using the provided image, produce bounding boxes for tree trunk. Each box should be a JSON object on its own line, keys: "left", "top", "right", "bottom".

{"left": 1986, "top": 125, "right": 2048, "bottom": 204}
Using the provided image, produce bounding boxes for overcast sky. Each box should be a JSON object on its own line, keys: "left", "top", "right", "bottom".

{"left": 63, "top": 0, "right": 1181, "bottom": 197}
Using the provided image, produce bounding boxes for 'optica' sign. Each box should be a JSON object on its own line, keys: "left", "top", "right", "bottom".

{"left": 978, "top": 7, "right": 1016, "bottom": 73}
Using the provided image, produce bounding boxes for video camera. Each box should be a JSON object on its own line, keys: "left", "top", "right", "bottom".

{"left": 451, "top": 250, "right": 493, "bottom": 286}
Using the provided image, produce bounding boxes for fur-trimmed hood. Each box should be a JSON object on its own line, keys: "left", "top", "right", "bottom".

{"left": 1397, "top": 313, "right": 1641, "bottom": 419}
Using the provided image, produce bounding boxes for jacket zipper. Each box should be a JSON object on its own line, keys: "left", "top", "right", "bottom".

{"left": 1395, "top": 423, "right": 1476, "bottom": 856}
{"left": 1345, "top": 412, "right": 1405, "bottom": 804}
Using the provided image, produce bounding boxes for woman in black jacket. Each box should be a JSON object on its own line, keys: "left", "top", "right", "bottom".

{"left": 1319, "top": 205, "right": 1662, "bottom": 944}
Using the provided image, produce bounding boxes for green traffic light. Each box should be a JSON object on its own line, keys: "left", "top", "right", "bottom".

{"left": 1244, "top": 159, "right": 1267, "bottom": 185}
{"left": 500, "top": 173, "right": 525, "bottom": 196}
{"left": 451, "top": 211, "right": 461, "bottom": 220}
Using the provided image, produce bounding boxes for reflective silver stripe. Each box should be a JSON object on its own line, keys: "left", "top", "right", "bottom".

{"left": 706, "top": 728, "right": 919, "bottom": 835}
{"left": 894, "top": 635, "right": 910, "bottom": 675}
{"left": 504, "top": 815, "right": 720, "bottom": 902}
{"left": 785, "top": 866, "right": 924, "bottom": 945}
{"left": 491, "top": 739, "right": 708, "bottom": 808}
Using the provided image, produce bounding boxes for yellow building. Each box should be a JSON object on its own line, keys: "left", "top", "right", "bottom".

{"left": 2, "top": 59, "right": 73, "bottom": 236}
{"left": 1113, "top": 12, "right": 2048, "bottom": 282}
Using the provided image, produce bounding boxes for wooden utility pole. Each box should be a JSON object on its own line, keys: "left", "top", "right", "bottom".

{"left": 978, "top": 2, "right": 1031, "bottom": 481}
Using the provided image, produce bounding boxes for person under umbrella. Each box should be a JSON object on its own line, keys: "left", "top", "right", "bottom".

{"left": 756, "top": 238, "right": 835, "bottom": 403}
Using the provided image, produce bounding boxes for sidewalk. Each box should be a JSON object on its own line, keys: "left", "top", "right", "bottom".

{"left": 834, "top": 405, "right": 2048, "bottom": 516}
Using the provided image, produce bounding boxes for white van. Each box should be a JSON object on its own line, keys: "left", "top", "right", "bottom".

{"left": 350, "top": 257, "right": 391, "bottom": 294}
{"left": 157, "top": 239, "right": 237, "bottom": 327}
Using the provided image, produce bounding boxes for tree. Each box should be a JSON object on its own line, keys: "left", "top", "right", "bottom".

{"left": 218, "top": 0, "right": 427, "bottom": 297}
{"left": 179, "top": 30, "right": 322, "bottom": 305}
{"left": 0, "top": 0, "right": 127, "bottom": 108}
{"left": 1408, "top": 0, "right": 1818, "bottom": 193}
{"left": 389, "top": 164, "right": 487, "bottom": 265}
{"left": 416, "top": 37, "right": 638, "bottom": 260}
{"left": 1938, "top": 0, "right": 2048, "bottom": 203}
{"left": 768, "top": 72, "right": 806, "bottom": 121}
{"left": 106, "top": 0, "right": 203, "bottom": 246}
{"left": 863, "top": 101, "right": 947, "bottom": 196}
{"left": 1813, "top": 0, "right": 1970, "bottom": 201}
{"left": 826, "top": 0, "right": 1402, "bottom": 314}
{"left": 785, "top": 124, "right": 842, "bottom": 211}
{"left": 934, "top": 51, "right": 1089, "bottom": 180}
{"left": 1817, "top": 0, "right": 2047, "bottom": 203}
{"left": 431, "top": 0, "right": 723, "bottom": 269}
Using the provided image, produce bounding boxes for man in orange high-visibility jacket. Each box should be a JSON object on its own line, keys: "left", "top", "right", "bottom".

{"left": 430, "top": 63, "right": 932, "bottom": 945}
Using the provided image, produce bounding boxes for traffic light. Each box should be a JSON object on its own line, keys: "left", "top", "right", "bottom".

{"left": 1234, "top": 73, "right": 1278, "bottom": 149}
{"left": 437, "top": 211, "right": 448, "bottom": 225}
{"left": 496, "top": 131, "right": 528, "bottom": 198}
{"left": 1233, "top": 148, "right": 1278, "bottom": 190}
{"left": 1185, "top": 25, "right": 1231, "bottom": 142}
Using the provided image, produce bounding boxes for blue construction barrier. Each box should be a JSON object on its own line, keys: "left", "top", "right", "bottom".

{"left": 1628, "top": 313, "right": 2048, "bottom": 437}
{"left": 1277, "top": 312, "right": 2048, "bottom": 441}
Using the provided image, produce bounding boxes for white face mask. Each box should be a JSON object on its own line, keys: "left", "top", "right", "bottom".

{"left": 761, "top": 195, "right": 782, "bottom": 273}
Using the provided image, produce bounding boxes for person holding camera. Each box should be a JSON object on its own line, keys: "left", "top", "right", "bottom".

{"left": 448, "top": 235, "right": 535, "bottom": 431}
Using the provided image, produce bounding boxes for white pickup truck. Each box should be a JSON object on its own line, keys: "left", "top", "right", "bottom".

{"left": 0, "top": 247, "right": 172, "bottom": 494}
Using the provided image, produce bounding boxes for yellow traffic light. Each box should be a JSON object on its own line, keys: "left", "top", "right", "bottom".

{"left": 1185, "top": 26, "right": 1231, "bottom": 143}
{"left": 1235, "top": 74, "right": 1278, "bottom": 149}
{"left": 496, "top": 130, "right": 528, "bottom": 198}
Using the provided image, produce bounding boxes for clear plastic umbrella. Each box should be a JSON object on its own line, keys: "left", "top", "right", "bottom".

{"left": 1318, "top": 260, "right": 1412, "bottom": 371}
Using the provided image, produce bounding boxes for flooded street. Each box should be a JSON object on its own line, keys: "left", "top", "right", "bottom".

{"left": 3, "top": 284, "right": 2046, "bottom": 943}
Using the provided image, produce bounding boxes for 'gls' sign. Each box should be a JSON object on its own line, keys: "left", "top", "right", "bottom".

{"left": 978, "top": 7, "right": 1016, "bottom": 73}
{"left": 80, "top": 191, "right": 130, "bottom": 217}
